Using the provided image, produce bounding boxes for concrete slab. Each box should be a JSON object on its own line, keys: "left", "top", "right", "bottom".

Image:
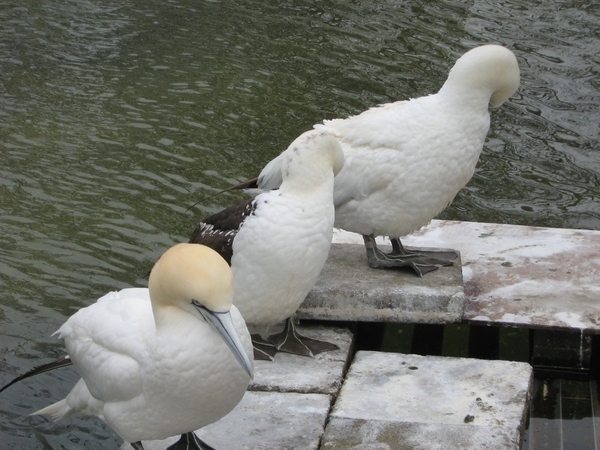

{"left": 332, "top": 221, "right": 600, "bottom": 332}
{"left": 121, "top": 390, "right": 331, "bottom": 450}
{"left": 251, "top": 324, "right": 354, "bottom": 395}
{"left": 297, "top": 243, "right": 465, "bottom": 324}
{"left": 322, "top": 351, "right": 532, "bottom": 450}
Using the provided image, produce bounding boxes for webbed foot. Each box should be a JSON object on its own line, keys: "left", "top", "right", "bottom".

{"left": 363, "top": 235, "right": 457, "bottom": 277}
{"left": 251, "top": 334, "right": 278, "bottom": 361}
{"left": 268, "top": 318, "right": 339, "bottom": 357}
{"left": 167, "top": 432, "right": 215, "bottom": 450}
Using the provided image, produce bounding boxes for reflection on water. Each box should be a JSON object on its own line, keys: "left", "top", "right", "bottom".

{"left": 1, "top": 0, "right": 599, "bottom": 448}
{"left": 523, "top": 378, "right": 600, "bottom": 449}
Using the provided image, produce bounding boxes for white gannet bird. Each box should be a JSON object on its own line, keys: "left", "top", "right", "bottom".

{"left": 0, "top": 244, "right": 253, "bottom": 450}
{"left": 242, "top": 45, "right": 520, "bottom": 276}
{"left": 189, "top": 129, "right": 345, "bottom": 359}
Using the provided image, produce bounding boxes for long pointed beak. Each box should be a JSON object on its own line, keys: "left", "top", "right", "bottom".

{"left": 192, "top": 300, "right": 253, "bottom": 379}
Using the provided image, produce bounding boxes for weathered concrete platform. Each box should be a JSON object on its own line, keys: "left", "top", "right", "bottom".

{"left": 321, "top": 351, "right": 533, "bottom": 450}
{"left": 117, "top": 326, "right": 532, "bottom": 450}
{"left": 251, "top": 325, "right": 354, "bottom": 395}
{"left": 119, "top": 219, "right": 600, "bottom": 450}
{"left": 120, "top": 325, "right": 354, "bottom": 450}
{"left": 331, "top": 220, "right": 600, "bottom": 332}
{"left": 297, "top": 243, "right": 465, "bottom": 324}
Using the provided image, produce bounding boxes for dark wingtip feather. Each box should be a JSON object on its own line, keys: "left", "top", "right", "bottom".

{"left": 0, "top": 355, "right": 72, "bottom": 394}
{"left": 189, "top": 197, "right": 258, "bottom": 266}
{"left": 185, "top": 177, "right": 260, "bottom": 213}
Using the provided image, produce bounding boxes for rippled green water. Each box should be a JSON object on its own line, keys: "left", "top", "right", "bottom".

{"left": 1, "top": 0, "right": 599, "bottom": 448}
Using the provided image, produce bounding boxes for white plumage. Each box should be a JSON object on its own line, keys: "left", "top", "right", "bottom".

{"left": 256, "top": 45, "right": 520, "bottom": 275}
{"left": 30, "top": 244, "right": 253, "bottom": 449}
{"left": 190, "top": 129, "right": 345, "bottom": 357}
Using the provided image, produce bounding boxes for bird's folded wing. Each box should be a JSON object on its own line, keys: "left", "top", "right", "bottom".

{"left": 56, "top": 291, "right": 153, "bottom": 402}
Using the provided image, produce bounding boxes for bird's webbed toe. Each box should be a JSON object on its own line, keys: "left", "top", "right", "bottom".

{"left": 167, "top": 432, "right": 216, "bottom": 450}
{"left": 364, "top": 235, "right": 458, "bottom": 276}
{"left": 251, "top": 334, "right": 278, "bottom": 361}
{"left": 268, "top": 318, "right": 339, "bottom": 358}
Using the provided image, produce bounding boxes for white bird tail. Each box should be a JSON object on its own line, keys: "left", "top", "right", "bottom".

{"left": 32, "top": 399, "right": 74, "bottom": 421}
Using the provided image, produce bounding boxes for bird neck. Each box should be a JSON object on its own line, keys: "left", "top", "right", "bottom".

{"left": 152, "top": 303, "right": 196, "bottom": 331}
{"left": 437, "top": 79, "right": 493, "bottom": 114}
{"left": 282, "top": 154, "right": 336, "bottom": 188}
{"left": 280, "top": 167, "right": 335, "bottom": 196}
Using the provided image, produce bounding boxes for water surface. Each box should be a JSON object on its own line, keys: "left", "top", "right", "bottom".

{"left": 1, "top": 0, "right": 599, "bottom": 448}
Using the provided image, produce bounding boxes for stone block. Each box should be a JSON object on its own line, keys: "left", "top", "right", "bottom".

{"left": 251, "top": 324, "right": 354, "bottom": 395}
{"left": 298, "top": 243, "right": 465, "bottom": 324}
{"left": 321, "top": 351, "right": 532, "bottom": 449}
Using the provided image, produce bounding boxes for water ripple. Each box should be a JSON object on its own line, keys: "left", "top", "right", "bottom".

{"left": 0, "top": 0, "right": 599, "bottom": 447}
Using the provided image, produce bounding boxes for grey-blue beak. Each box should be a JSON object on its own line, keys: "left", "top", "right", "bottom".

{"left": 192, "top": 300, "right": 253, "bottom": 379}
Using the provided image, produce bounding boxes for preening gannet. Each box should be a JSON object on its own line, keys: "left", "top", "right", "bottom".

{"left": 189, "top": 129, "right": 345, "bottom": 359}
{"left": 241, "top": 45, "right": 520, "bottom": 275}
